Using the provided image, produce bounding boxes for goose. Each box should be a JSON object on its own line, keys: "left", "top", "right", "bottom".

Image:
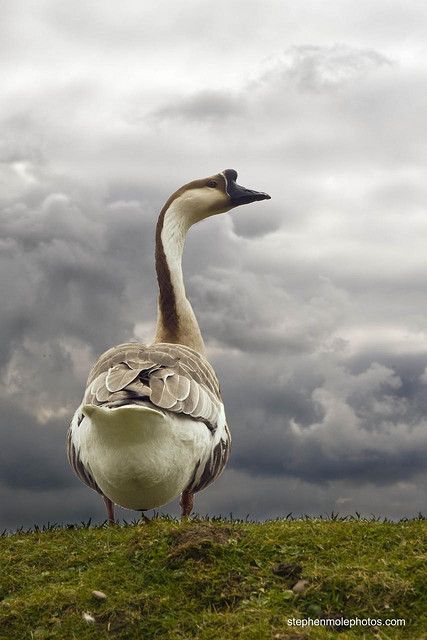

{"left": 67, "top": 169, "right": 270, "bottom": 524}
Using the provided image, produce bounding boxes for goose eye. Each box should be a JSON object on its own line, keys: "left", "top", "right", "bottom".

{"left": 207, "top": 180, "right": 217, "bottom": 188}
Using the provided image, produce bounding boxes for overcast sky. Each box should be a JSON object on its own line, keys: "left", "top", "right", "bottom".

{"left": 1, "top": 0, "right": 427, "bottom": 529}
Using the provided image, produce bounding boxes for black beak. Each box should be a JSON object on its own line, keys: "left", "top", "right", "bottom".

{"left": 223, "top": 168, "right": 271, "bottom": 207}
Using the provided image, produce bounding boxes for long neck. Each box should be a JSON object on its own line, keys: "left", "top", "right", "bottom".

{"left": 154, "top": 198, "right": 205, "bottom": 354}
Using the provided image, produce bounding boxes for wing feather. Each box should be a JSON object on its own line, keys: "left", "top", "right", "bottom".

{"left": 91, "top": 372, "right": 111, "bottom": 403}
{"left": 182, "top": 378, "right": 199, "bottom": 413}
{"left": 105, "top": 365, "right": 144, "bottom": 392}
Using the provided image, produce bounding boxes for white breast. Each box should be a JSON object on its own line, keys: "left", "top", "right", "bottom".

{"left": 73, "top": 404, "right": 212, "bottom": 510}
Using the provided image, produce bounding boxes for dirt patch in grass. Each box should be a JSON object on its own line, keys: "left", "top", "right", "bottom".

{"left": 167, "top": 524, "right": 240, "bottom": 566}
{"left": 169, "top": 523, "right": 237, "bottom": 547}
{"left": 184, "top": 568, "right": 251, "bottom": 609}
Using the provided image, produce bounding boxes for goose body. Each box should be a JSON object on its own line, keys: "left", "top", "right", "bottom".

{"left": 67, "top": 170, "right": 270, "bottom": 522}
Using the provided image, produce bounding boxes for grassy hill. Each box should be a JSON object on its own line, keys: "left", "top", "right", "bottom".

{"left": 0, "top": 515, "right": 425, "bottom": 639}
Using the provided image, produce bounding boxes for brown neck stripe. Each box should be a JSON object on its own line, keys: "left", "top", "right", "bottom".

{"left": 155, "top": 198, "right": 179, "bottom": 339}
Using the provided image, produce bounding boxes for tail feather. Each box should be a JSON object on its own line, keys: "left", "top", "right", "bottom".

{"left": 82, "top": 403, "right": 165, "bottom": 426}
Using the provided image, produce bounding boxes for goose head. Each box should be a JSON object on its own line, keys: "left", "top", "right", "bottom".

{"left": 165, "top": 169, "right": 270, "bottom": 225}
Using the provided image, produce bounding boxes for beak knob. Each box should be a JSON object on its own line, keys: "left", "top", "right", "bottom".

{"left": 222, "top": 169, "right": 271, "bottom": 206}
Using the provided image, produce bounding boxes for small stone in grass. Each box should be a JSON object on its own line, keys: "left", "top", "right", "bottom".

{"left": 292, "top": 579, "right": 310, "bottom": 594}
{"left": 83, "top": 612, "right": 95, "bottom": 623}
{"left": 92, "top": 590, "right": 107, "bottom": 600}
{"left": 272, "top": 563, "right": 302, "bottom": 579}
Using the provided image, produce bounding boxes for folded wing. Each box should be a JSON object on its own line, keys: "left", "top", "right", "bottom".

{"left": 82, "top": 342, "right": 222, "bottom": 431}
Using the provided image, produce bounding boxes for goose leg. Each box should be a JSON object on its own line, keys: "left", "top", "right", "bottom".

{"left": 103, "top": 496, "right": 115, "bottom": 526}
{"left": 180, "top": 489, "right": 194, "bottom": 518}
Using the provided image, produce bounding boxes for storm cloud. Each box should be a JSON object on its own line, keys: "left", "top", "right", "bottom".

{"left": 1, "top": 0, "right": 427, "bottom": 529}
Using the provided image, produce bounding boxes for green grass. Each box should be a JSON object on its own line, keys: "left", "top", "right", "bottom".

{"left": 0, "top": 515, "right": 426, "bottom": 639}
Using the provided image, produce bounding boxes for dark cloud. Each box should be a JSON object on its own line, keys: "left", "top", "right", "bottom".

{"left": 214, "top": 346, "right": 427, "bottom": 486}
{"left": 0, "top": 399, "right": 70, "bottom": 491}
{"left": 255, "top": 45, "right": 393, "bottom": 93}
{"left": 153, "top": 90, "right": 241, "bottom": 123}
